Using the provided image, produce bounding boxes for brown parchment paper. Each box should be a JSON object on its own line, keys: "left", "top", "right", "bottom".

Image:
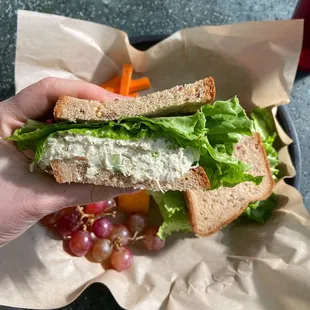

{"left": 0, "top": 10, "right": 308, "bottom": 310}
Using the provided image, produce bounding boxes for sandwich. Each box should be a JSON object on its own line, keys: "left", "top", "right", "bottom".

{"left": 186, "top": 133, "right": 274, "bottom": 236}
{"left": 7, "top": 77, "right": 278, "bottom": 238}
{"left": 8, "top": 77, "right": 262, "bottom": 192}
{"left": 151, "top": 108, "right": 279, "bottom": 239}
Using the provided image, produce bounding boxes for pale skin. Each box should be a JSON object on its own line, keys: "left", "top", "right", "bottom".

{"left": 0, "top": 77, "right": 134, "bottom": 247}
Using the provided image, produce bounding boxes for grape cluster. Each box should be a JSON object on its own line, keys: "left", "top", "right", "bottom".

{"left": 40, "top": 200, "right": 165, "bottom": 272}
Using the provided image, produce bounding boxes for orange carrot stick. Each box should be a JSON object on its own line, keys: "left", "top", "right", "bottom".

{"left": 102, "top": 86, "right": 117, "bottom": 93}
{"left": 129, "top": 77, "right": 151, "bottom": 93}
{"left": 120, "top": 64, "right": 133, "bottom": 96}
{"left": 100, "top": 76, "right": 121, "bottom": 89}
{"left": 99, "top": 72, "right": 151, "bottom": 96}
{"left": 128, "top": 93, "right": 139, "bottom": 98}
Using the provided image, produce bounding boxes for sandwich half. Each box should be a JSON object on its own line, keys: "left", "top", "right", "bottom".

{"left": 8, "top": 78, "right": 262, "bottom": 192}
{"left": 185, "top": 133, "right": 274, "bottom": 236}
{"left": 150, "top": 107, "right": 278, "bottom": 239}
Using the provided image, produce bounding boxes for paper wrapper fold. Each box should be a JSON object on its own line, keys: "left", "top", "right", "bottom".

{"left": 0, "top": 10, "right": 308, "bottom": 310}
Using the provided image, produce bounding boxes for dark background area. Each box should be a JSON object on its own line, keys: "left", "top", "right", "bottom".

{"left": 0, "top": 0, "right": 308, "bottom": 309}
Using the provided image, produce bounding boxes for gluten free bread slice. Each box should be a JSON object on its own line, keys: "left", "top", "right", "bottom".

{"left": 50, "top": 161, "right": 210, "bottom": 192}
{"left": 54, "top": 77, "right": 215, "bottom": 122}
{"left": 185, "top": 133, "right": 274, "bottom": 237}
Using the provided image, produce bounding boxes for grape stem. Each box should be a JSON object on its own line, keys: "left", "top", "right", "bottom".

{"left": 112, "top": 234, "right": 144, "bottom": 252}
{"left": 113, "top": 237, "right": 122, "bottom": 251}
{"left": 80, "top": 214, "right": 92, "bottom": 220}
{"left": 128, "top": 231, "right": 145, "bottom": 244}
{"left": 94, "top": 211, "right": 117, "bottom": 221}
{"left": 76, "top": 205, "right": 83, "bottom": 213}
{"left": 74, "top": 206, "right": 116, "bottom": 232}
{"left": 132, "top": 236, "right": 145, "bottom": 242}
{"left": 101, "top": 204, "right": 115, "bottom": 213}
{"left": 76, "top": 206, "right": 92, "bottom": 221}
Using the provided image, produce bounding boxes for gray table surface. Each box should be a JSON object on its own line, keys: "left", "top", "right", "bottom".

{"left": 0, "top": 0, "right": 308, "bottom": 308}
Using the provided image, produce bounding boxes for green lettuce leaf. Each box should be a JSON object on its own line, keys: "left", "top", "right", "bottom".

{"left": 7, "top": 97, "right": 262, "bottom": 189}
{"left": 251, "top": 107, "right": 275, "bottom": 140}
{"left": 150, "top": 191, "right": 192, "bottom": 240}
{"left": 251, "top": 108, "right": 280, "bottom": 180}
{"left": 243, "top": 193, "right": 277, "bottom": 223}
{"left": 264, "top": 134, "right": 280, "bottom": 180}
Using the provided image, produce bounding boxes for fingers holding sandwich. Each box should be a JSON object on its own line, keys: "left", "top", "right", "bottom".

{"left": 0, "top": 77, "right": 126, "bottom": 136}
{"left": 31, "top": 179, "right": 137, "bottom": 217}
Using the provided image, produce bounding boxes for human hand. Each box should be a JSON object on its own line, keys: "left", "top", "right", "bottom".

{"left": 0, "top": 77, "right": 134, "bottom": 247}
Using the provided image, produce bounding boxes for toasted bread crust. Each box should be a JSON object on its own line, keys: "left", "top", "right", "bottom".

{"left": 185, "top": 133, "right": 275, "bottom": 237}
{"left": 205, "top": 76, "right": 216, "bottom": 101}
{"left": 53, "top": 77, "right": 216, "bottom": 122}
{"left": 53, "top": 95, "right": 72, "bottom": 118}
{"left": 50, "top": 160, "right": 210, "bottom": 191}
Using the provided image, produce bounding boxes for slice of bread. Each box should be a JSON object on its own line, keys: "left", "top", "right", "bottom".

{"left": 49, "top": 161, "right": 210, "bottom": 191}
{"left": 53, "top": 77, "right": 215, "bottom": 122}
{"left": 185, "top": 133, "right": 274, "bottom": 237}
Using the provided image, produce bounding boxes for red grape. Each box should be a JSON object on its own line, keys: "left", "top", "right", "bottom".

{"left": 110, "top": 247, "right": 133, "bottom": 272}
{"left": 84, "top": 200, "right": 116, "bottom": 215}
{"left": 40, "top": 212, "right": 58, "bottom": 227}
{"left": 92, "top": 218, "right": 113, "bottom": 238}
{"left": 68, "top": 231, "right": 93, "bottom": 257}
{"left": 57, "top": 207, "right": 76, "bottom": 219}
{"left": 109, "top": 224, "right": 131, "bottom": 246}
{"left": 91, "top": 239, "right": 113, "bottom": 262}
{"left": 143, "top": 227, "right": 165, "bottom": 251}
{"left": 127, "top": 214, "right": 148, "bottom": 234}
{"left": 56, "top": 213, "right": 80, "bottom": 236}
{"left": 40, "top": 207, "right": 76, "bottom": 227}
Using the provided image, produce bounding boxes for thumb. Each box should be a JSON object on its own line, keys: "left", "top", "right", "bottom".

{"left": 0, "top": 182, "right": 136, "bottom": 248}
